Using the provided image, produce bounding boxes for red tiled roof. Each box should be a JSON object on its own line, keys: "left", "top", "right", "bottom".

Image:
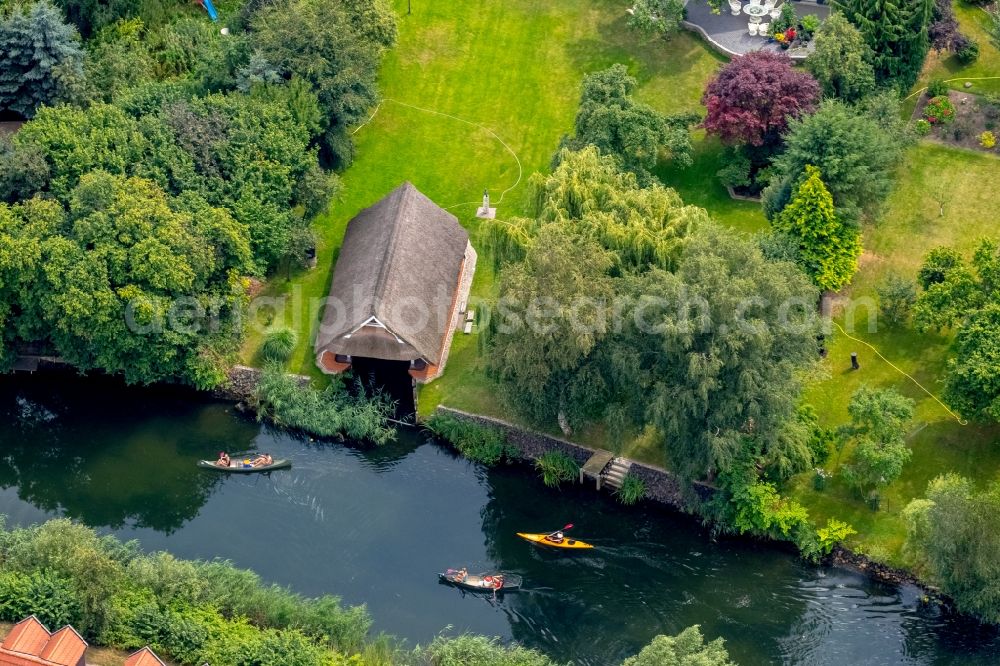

{"left": 38, "top": 626, "right": 85, "bottom": 666}
{"left": 124, "top": 647, "right": 166, "bottom": 666}
{"left": 0, "top": 617, "right": 86, "bottom": 666}
{"left": 1, "top": 617, "right": 50, "bottom": 657}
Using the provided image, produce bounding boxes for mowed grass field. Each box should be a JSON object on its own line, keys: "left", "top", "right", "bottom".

{"left": 243, "top": 0, "right": 1000, "bottom": 559}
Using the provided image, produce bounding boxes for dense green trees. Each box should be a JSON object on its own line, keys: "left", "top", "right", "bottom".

{"left": 0, "top": 172, "right": 251, "bottom": 387}
{"left": 0, "top": 0, "right": 85, "bottom": 118}
{"left": 914, "top": 240, "right": 1000, "bottom": 420}
{"left": 251, "top": 0, "right": 394, "bottom": 166}
{"left": 774, "top": 165, "right": 860, "bottom": 292}
{"left": 630, "top": 224, "right": 820, "bottom": 481}
{"left": 904, "top": 474, "right": 1000, "bottom": 623}
{"left": 805, "top": 14, "right": 875, "bottom": 102}
{"left": 486, "top": 149, "right": 820, "bottom": 483}
{"left": 562, "top": 64, "right": 698, "bottom": 179}
{"left": 835, "top": 0, "right": 934, "bottom": 89}
{"left": 15, "top": 90, "right": 322, "bottom": 272}
{"left": 0, "top": 519, "right": 373, "bottom": 663}
{"left": 767, "top": 100, "right": 907, "bottom": 224}
{"left": 0, "top": 0, "right": 389, "bottom": 387}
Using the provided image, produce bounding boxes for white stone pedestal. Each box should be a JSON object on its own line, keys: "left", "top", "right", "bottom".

{"left": 476, "top": 206, "right": 496, "bottom": 219}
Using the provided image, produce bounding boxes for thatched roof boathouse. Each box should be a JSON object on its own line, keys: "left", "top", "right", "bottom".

{"left": 314, "top": 182, "right": 476, "bottom": 383}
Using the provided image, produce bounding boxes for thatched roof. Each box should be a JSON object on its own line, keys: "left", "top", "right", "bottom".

{"left": 314, "top": 182, "right": 469, "bottom": 365}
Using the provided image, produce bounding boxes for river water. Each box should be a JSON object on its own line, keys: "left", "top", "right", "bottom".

{"left": 0, "top": 373, "right": 997, "bottom": 665}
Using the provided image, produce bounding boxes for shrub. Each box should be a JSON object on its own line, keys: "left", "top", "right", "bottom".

{"left": 813, "top": 468, "right": 831, "bottom": 491}
{"left": 914, "top": 118, "right": 932, "bottom": 136}
{"left": 614, "top": 474, "right": 647, "bottom": 505}
{"left": 798, "top": 404, "right": 835, "bottom": 465}
{"left": 535, "top": 452, "right": 579, "bottom": 488}
{"left": 951, "top": 117, "right": 974, "bottom": 140}
{"left": 260, "top": 328, "right": 298, "bottom": 363}
{"left": 716, "top": 148, "right": 752, "bottom": 189}
{"left": 800, "top": 14, "right": 821, "bottom": 37}
{"left": 923, "top": 95, "right": 955, "bottom": 125}
{"left": 424, "top": 634, "right": 557, "bottom": 666}
{"left": 424, "top": 412, "right": 518, "bottom": 466}
{"left": 253, "top": 365, "right": 396, "bottom": 444}
{"left": 956, "top": 38, "right": 979, "bottom": 64}
{"left": 877, "top": 274, "right": 917, "bottom": 326}
{"left": 980, "top": 131, "right": 996, "bottom": 149}
{"left": 816, "top": 519, "right": 856, "bottom": 555}
{"left": 0, "top": 570, "right": 81, "bottom": 630}
{"left": 622, "top": 626, "right": 735, "bottom": 666}
{"left": 926, "top": 78, "right": 948, "bottom": 97}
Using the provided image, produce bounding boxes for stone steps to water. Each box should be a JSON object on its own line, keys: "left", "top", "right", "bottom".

{"left": 601, "top": 458, "right": 633, "bottom": 489}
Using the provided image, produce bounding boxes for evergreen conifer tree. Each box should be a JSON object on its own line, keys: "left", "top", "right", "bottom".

{"left": 775, "top": 165, "right": 861, "bottom": 292}
{"left": 835, "top": 0, "right": 934, "bottom": 89}
{"left": 0, "top": 0, "right": 85, "bottom": 118}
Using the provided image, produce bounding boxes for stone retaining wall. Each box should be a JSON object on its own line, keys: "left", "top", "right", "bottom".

{"left": 435, "top": 406, "right": 710, "bottom": 510}
{"left": 211, "top": 365, "right": 310, "bottom": 402}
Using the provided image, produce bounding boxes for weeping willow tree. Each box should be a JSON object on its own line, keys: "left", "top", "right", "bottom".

{"left": 483, "top": 146, "right": 708, "bottom": 272}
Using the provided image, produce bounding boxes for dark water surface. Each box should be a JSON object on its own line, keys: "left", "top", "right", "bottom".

{"left": 1, "top": 374, "right": 998, "bottom": 665}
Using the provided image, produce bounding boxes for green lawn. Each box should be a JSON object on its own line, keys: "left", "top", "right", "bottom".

{"left": 786, "top": 143, "right": 1000, "bottom": 562}
{"left": 912, "top": 2, "right": 1000, "bottom": 97}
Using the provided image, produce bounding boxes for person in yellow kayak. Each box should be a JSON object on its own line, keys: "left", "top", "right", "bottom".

{"left": 545, "top": 531, "right": 565, "bottom": 544}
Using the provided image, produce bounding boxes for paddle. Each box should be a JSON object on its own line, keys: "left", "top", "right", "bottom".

{"left": 545, "top": 523, "right": 573, "bottom": 539}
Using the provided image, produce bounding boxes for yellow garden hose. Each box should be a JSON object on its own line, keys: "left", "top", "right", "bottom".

{"left": 831, "top": 320, "right": 967, "bottom": 425}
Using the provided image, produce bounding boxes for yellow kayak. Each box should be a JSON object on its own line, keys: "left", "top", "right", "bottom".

{"left": 516, "top": 532, "right": 594, "bottom": 550}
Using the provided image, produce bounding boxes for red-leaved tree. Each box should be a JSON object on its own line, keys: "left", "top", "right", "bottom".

{"left": 701, "top": 51, "right": 820, "bottom": 148}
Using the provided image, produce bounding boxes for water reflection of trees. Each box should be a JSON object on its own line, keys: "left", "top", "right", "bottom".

{"left": 478, "top": 466, "right": 814, "bottom": 666}
{"left": 0, "top": 375, "right": 239, "bottom": 534}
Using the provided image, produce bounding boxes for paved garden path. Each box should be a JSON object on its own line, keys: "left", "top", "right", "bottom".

{"left": 682, "top": 0, "right": 831, "bottom": 59}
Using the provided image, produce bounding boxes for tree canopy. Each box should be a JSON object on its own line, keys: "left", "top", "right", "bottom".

{"left": 251, "top": 0, "right": 394, "bottom": 166}
{"left": 912, "top": 240, "right": 1000, "bottom": 420}
{"left": 805, "top": 14, "right": 876, "bottom": 102}
{"left": 840, "top": 386, "right": 914, "bottom": 495}
{"left": 701, "top": 51, "right": 820, "bottom": 148}
{"left": 0, "top": 172, "right": 250, "bottom": 386}
{"left": 486, "top": 150, "right": 819, "bottom": 481}
{"left": 904, "top": 474, "right": 1000, "bottom": 623}
{"left": 774, "top": 165, "right": 861, "bottom": 292}
{"left": 627, "top": 0, "right": 687, "bottom": 41}
{"left": 485, "top": 146, "right": 708, "bottom": 272}
{"left": 768, "top": 100, "right": 907, "bottom": 223}
{"left": 835, "top": 0, "right": 934, "bottom": 89}
{"left": 630, "top": 223, "right": 820, "bottom": 480}
{"left": 562, "top": 64, "right": 698, "bottom": 180}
